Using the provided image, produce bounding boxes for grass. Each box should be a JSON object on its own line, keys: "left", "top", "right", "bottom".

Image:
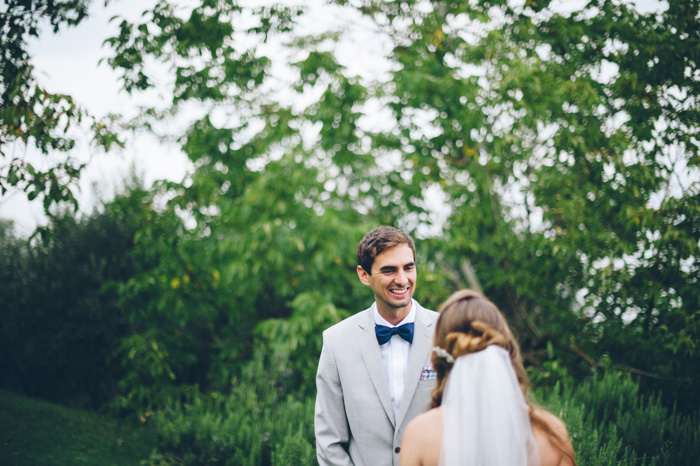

{"left": 0, "top": 389, "right": 156, "bottom": 466}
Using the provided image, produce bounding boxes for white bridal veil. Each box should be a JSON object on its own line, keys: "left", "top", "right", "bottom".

{"left": 439, "top": 345, "right": 541, "bottom": 466}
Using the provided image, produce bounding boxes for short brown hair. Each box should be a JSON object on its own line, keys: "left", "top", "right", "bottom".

{"left": 357, "top": 226, "right": 415, "bottom": 275}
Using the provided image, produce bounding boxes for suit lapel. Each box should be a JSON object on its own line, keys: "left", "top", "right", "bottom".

{"left": 357, "top": 308, "right": 395, "bottom": 427}
{"left": 396, "top": 304, "right": 434, "bottom": 427}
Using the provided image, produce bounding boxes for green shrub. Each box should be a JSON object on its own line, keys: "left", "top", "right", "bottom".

{"left": 109, "top": 330, "right": 197, "bottom": 416}
{"left": 255, "top": 291, "right": 350, "bottom": 397}
{"left": 143, "top": 353, "right": 699, "bottom": 466}
{"left": 0, "top": 212, "right": 135, "bottom": 409}
{"left": 536, "top": 371, "right": 700, "bottom": 466}
{"left": 272, "top": 429, "right": 316, "bottom": 466}
{"left": 143, "top": 353, "right": 315, "bottom": 466}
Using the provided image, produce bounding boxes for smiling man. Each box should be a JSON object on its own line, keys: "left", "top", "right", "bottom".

{"left": 315, "top": 226, "right": 439, "bottom": 466}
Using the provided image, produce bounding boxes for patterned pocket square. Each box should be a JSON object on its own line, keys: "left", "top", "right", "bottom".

{"left": 420, "top": 364, "right": 436, "bottom": 380}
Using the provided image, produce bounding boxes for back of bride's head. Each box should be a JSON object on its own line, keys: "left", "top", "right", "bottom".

{"left": 426, "top": 289, "right": 577, "bottom": 466}
{"left": 431, "top": 289, "right": 528, "bottom": 407}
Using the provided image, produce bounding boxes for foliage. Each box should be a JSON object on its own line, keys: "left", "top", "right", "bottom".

{"left": 2, "top": 4, "right": 699, "bottom": 465}
{"left": 0, "top": 388, "right": 156, "bottom": 466}
{"left": 0, "top": 208, "right": 135, "bottom": 409}
{"left": 537, "top": 371, "right": 700, "bottom": 466}
{"left": 136, "top": 367, "right": 700, "bottom": 466}
{"left": 106, "top": 142, "right": 377, "bottom": 406}
{"left": 527, "top": 340, "right": 574, "bottom": 390}
{"left": 141, "top": 354, "right": 316, "bottom": 466}
{"left": 109, "top": 330, "right": 183, "bottom": 415}
{"left": 0, "top": 0, "right": 123, "bottom": 222}
{"left": 256, "top": 291, "right": 351, "bottom": 397}
{"left": 350, "top": 0, "right": 700, "bottom": 407}
{"left": 98, "top": 0, "right": 700, "bottom": 413}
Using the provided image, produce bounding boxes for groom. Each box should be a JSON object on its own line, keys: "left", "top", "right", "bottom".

{"left": 315, "top": 226, "right": 439, "bottom": 466}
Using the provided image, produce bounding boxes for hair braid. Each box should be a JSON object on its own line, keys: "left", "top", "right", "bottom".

{"left": 444, "top": 321, "right": 507, "bottom": 357}
{"left": 430, "top": 322, "right": 507, "bottom": 408}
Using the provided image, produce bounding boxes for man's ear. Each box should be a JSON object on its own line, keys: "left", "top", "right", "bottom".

{"left": 357, "top": 265, "right": 371, "bottom": 286}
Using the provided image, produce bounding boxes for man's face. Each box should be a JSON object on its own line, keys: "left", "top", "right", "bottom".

{"left": 357, "top": 243, "right": 416, "bottom": 319}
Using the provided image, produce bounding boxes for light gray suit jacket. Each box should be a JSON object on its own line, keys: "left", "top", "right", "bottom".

{"left": 315, "top": 301, "right": 439, "bottom": 466}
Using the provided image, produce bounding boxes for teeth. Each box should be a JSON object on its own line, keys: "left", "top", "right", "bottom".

{"left": 391, "top": 289, "right": 407, "bottom": 295}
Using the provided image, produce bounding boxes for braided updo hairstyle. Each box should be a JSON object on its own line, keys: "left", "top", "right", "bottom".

{"left": 430, "top": 289, "right": 577, "bottom": 465}
{"left": 430, "top": 289, "right": 527, "bottom": 409}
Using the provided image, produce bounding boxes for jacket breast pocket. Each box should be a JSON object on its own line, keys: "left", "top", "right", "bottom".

{"left": 419, "top": 363, "right": 436, "bottom": 381}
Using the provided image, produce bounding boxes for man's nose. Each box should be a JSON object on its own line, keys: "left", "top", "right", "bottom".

{"left": 395, "top": 269, "right": 408, "bottom": 284}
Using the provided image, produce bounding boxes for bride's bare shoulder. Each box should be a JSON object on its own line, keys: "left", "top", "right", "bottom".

{"left": 532, "top": 408, "right": 575, "bottom": 466}
{"left": 415, "top": 405, "right": 443, "bottom": 424}
{"left": 405, "top": 407, "right": 443, "bottom": 438}
{"left": 535, "top": 408, "right": 569, "bottom": 436}
{"left": 400, "top": 408, "right": 443, "bottom": 466}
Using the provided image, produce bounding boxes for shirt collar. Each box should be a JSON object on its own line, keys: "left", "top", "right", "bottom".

{"left": 373, "top": 299, "right": 416, "bottom": 327}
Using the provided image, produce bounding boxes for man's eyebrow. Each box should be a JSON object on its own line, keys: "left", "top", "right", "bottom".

{"left": 379, "top": 262, "right": 415, "bottom": 272}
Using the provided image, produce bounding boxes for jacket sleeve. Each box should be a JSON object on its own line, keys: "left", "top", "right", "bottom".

{"left": 315, "top": 331, "right": 354, "bottom": 466}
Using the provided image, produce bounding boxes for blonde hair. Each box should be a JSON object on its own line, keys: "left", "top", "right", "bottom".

{"left": 431, "top": 289, "right": 576, "bottom": 465}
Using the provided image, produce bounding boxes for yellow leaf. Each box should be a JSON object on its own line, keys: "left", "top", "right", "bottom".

{"left": 171, "top": 278, "right": 180, "bottom": 289}
{"left": 433, "top": 29, "right": 445, "bottom": 48}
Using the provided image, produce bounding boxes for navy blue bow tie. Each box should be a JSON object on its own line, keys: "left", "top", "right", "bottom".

{"left": 375, "top": 322, "right": 414, "bottom": 345}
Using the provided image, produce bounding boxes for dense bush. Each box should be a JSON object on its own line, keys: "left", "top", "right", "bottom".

{"left": 143, "top": 353, "right": 316, "bottom": 466}
{"left": 138, "top": 358, "right": 699, "bottom": 466}
{"left": 537, "top": 372, "right": 700, "bottom": 466}
{"left": 255, "top": 291, "right": 350, "bottom": 397}
{"left": 0, "top": 212, "right": 135, "bottom": 409}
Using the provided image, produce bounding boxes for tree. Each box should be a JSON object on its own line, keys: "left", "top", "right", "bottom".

{"left": 99, "top": 0, "right": 389, "bottom": 404}
{"left": 0, "top": 206, "right": 136, "bottom": 409}
{"left": 347, "top": 0, "right": 700, "bottom": 408}
{"left": 100, "top": 0, "right": 699, "bottom": 411}
{"left": 0, "top": 0, "right": 123, "bottom": 228}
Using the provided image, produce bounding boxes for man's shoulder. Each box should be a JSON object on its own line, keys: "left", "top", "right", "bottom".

{"left": 323, "top": 306, "right": 372, "bottom": 336}
{"left": 415, "top": 302, "right": 439, "bottom": 322}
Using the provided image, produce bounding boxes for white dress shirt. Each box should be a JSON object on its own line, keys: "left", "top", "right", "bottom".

{"left": 373, "top": 300, "right": 416, "bottom": 422}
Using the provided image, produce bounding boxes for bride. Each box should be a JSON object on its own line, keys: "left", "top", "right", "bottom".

{"left": 400, "top": 289, "right": 575, "bottom": 466}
